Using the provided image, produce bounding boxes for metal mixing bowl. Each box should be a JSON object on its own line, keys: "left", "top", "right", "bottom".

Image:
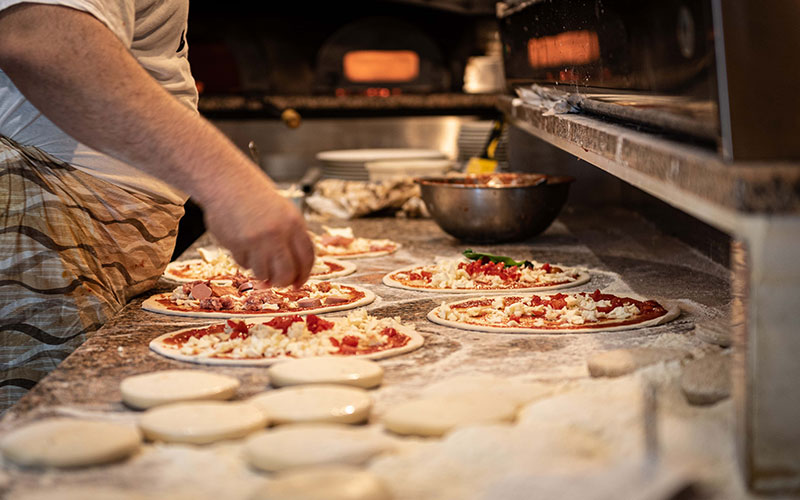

{"left": 417, "top": 173, "right": 574, "bottom": 243}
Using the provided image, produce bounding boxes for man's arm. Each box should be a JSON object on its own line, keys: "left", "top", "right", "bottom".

{"left": 0, "top": 4, "right": 314, "bottom": 287}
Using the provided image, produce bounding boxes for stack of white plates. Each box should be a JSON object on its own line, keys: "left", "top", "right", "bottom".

{"left": 316, "top": 149, "right": 447, "bottom": 181}
{"left": 457, "top": 121, "right": 509, "bottom": 166}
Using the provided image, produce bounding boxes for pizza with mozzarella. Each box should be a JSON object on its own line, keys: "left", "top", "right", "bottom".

{"left": 428, "top": 289, "right": 679, "bottom": 333}
{"left": 149, "top": 310, "right": 424, "bottom": 366}
{"left": 312, "top": 226, "right": 399, "bottom": 259}
{"left": 143, "top": 278, "right": 374, "bottom": 318}
{"left": 383, "top": 256, "right": 589, "bottom": 293}
{"left": 164, "top": 247, "right": 355, "bottom": 282}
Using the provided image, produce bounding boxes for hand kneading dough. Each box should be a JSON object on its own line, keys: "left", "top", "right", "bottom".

{"left": 0, "top": 418, "right": 141, "bottom": 468}
{"left": 245, "top": 424, "right": 393, "bottom": 472}
{"left": 120, "top": 370, "right": 240, "bottom": 409}
{"left": 139, "top": 401, "right": 267, "bottom": 444}
{"left": 381, "top": 392, "right": 519, "bottom": 437}
{"left": 267, "top": 358, "right": 383, "bottom": 389}
{"left": 249, "top": 385, "right": 372, "bottom": 425}
{"left": 253, "top": 466, "right": 391, "bottom": 500}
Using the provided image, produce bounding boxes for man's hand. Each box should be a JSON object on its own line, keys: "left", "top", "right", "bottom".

{"left": 203, "top": 183, "right": 314, "bottom": 288}
{"left": 0, "top": 4, "right": 314, "bottom": 287}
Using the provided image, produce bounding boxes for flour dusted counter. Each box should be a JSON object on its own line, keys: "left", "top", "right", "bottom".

{"left": 0, "top": 211, "right": 745, "bottom": 499}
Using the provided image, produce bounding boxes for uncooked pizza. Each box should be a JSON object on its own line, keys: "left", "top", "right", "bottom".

{"left": 383, "top": 250, "right": 589, "bottom": 293}
{"left": 143, "top": 279, "right": 374, "bottom": 318}
{"left": 312, "top": 226, "right": 399, "bottom": 259}
{"left": 149, "top": 310, "right": 424, "bottom": 366}
{"left": 164, "top": 247, "right": 355, "bottom": 282}
{"left": 428, "top": 289, "right": 679, "bottom": 333}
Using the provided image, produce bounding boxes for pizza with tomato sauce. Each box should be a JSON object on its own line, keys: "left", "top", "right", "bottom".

{"left": 428, "top": 289, "right": 679, "bottom": 333}
{"left": 148, "top": 310, "right": 424, "bottom": 366}
{"left": 142, "top": 278, "right": 375, "bottom": 318}
{"left": 164, "top": 247, "right": 355, "bottom": 282}
{"left": 312, "top": 226, "right": 400, "bottom": 259}
{"left": 383, "top": 257, "right": 589, "bottom": 293}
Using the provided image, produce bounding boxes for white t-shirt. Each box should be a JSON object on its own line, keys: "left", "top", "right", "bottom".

{"left": 0, "top": 0, "right": 197, "bottom": 204}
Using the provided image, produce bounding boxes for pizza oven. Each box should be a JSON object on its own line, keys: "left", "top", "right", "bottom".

{"left": 313, "top": 16, "right": 450, "bottom": 96}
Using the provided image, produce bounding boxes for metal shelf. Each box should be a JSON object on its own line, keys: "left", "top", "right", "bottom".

{"left": 499, "top": 95, "right": 800, "bottom": 235}
{"left": 199, "top": 94, "right": 500, "bottom": 118}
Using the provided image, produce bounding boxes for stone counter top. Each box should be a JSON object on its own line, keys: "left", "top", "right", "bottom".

{"left": 0, "top": 208, "right": 746, "bottom": 499}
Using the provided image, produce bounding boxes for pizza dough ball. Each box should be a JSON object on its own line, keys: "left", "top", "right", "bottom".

{"left": 421, "top": 375, "right": 554, "bottom": 406}
{"left": 267, "top": 358, "right": 383, "bottom": 389}
{"left": 381, "top": 392, "right": 520, "bottom": 437}
{"left": 139, "top": 401, "right": 267, "bottom": 444}
{"left": 253, "top": 466, "right": 391, "bottom": 500}
{"left": 680, "top": 353, "right": 731, "bottom": 405}
{"left": 0, "top": 418, "right": 141, "bottom": 468}
{"left": 249, "top": 385, "right": 372, "bottom": 425}
{"left": 587, "top": 348, "right": 691, "bottom": 378}
{"left": 244, "top": 424, "right": 394, "bottom": 472}
{"left": 120, "top": 370, "right": 240, "bottom": 409}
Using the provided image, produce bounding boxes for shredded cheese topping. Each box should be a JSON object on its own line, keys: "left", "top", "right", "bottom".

{"left": 437, "top": 291, "right": 654, "bottom": 329}
{"left": 170, "top": 310, "right": 414, "bottom": 359}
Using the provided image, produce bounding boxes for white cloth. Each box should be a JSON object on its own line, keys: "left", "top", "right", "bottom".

{"left": 0, "top": 0, "right": 197, "bottom": 204}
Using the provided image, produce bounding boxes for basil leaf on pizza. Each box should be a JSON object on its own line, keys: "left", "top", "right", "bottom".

{"left": 462, "top": 249, "right": 533, "bottom": 268}
{"left": 428, "top": 289, "right": 680, "bottom": 333}
{"left": 149, "top": 310, "right": 424, "bottom": 366}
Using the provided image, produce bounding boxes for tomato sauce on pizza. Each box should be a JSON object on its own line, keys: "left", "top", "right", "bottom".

{"left": 150, "top": 310, "right": 421, "bottom": 363}
{"left": 143, "top": 277, "right": 375, "bottom": 319}
{"left": 384, "top": 258, "right": 588, "bottom": 292}
{"left": 156, "top": 279, "right": 366, "bottom": 314}
{"left": 430, "top": 289, "right": 676, "bottom": 332}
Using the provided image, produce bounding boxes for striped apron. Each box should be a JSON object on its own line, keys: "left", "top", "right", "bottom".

{"left": 0, "top": 136, "right": 184, "bottom": 412}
